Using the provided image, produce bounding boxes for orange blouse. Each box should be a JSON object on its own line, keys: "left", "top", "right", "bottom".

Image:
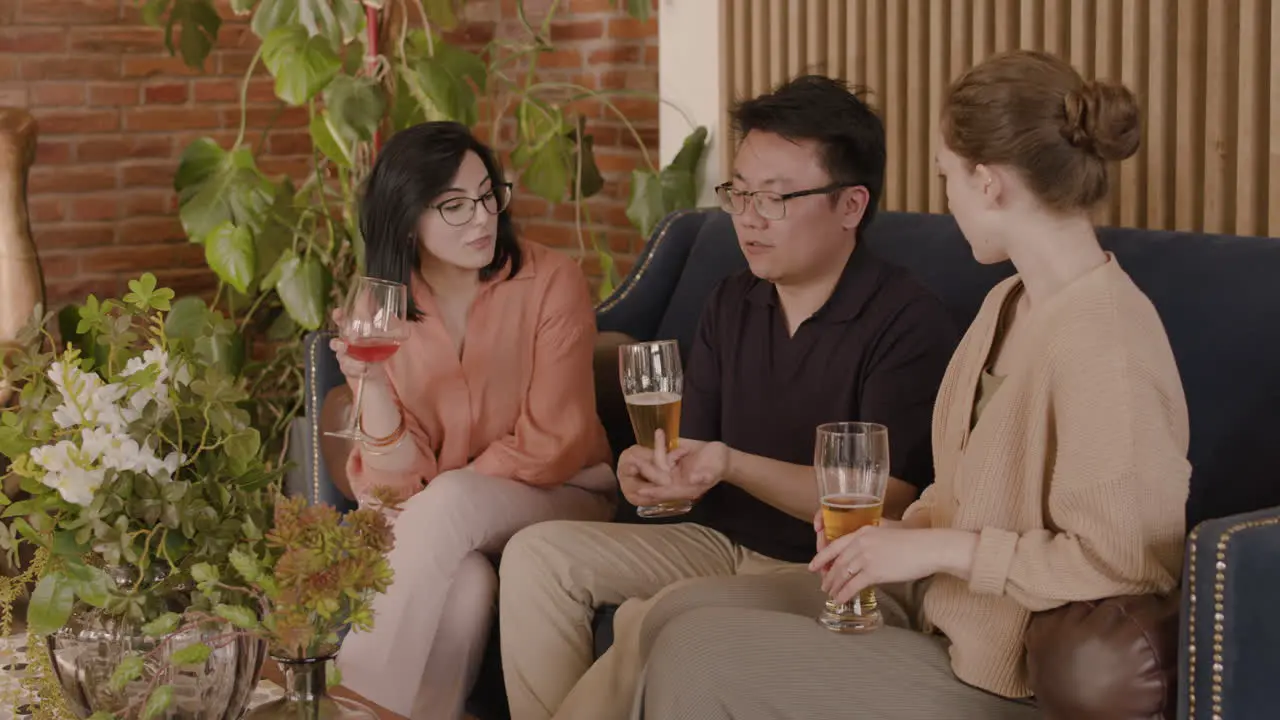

{"left": 346, "top": 240, "right": 612, "bottom": 500}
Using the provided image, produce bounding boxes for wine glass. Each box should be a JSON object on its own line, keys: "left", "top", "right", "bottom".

{"left": 814, "top": 422, "right": 890, "bottom": 633}
{"left": 618, "top": 340, "right": 690, "bottom": 518}
{"left": 325, "top": 277, "right": 409, "bottom": 441}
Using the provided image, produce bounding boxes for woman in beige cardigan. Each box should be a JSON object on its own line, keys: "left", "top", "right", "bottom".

{"left": 628, "top": 50, "right": 1191, "bottom": 719}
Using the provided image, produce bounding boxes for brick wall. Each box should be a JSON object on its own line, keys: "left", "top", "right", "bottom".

{"left": 2, "top": 0, "right": 658, "bottom": 309}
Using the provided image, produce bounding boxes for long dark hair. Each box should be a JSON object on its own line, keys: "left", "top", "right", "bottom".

{"left": 360, "top": 121, "right": 522, "bottom": 321}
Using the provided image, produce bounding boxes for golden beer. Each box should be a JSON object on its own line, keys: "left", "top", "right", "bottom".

{"left": 625, "top": 391, "right": 681, "bottom": 452}
{"left": 821, "top": 493, "right": 884, "bottom": 615}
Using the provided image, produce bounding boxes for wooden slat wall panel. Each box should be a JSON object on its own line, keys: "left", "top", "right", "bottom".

{"left": 720, "top": 0, "right": 1279, "bottom": 237}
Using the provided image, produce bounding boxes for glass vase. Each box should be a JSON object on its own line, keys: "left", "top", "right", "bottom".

{"left": 246, "top": 655, "right": 380, "bottom": 720}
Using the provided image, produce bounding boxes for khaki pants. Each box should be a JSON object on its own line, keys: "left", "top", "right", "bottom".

{"left": 497, "top": 521, "right": 806, "bottom": 720}
{"left": 336, "top": 465, "right": 615, "bottom": 720}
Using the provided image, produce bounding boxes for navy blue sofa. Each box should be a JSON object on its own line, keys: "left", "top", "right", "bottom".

{"left": 295, "top": 209, "right": 1280, "bottom": 719}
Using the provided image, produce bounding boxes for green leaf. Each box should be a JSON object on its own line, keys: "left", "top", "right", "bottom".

{"left": 423, "top": 0, "right": 459, "bottom": 30}
{"left": 401, "top": 35, "right": 486, "bottom": 126}
{"left": 326, "top": 661, "right": 343, "bottom": 687}
{"left": 229, "top": 547, "right": 261, "bottom": 582}
{"left": 124, "top": 273, "right": 176, "bottom": 311}
{"left": 309, "top": 112, "right": 352, "bottom": 168}
{"left": 515, "top": 137, "right": 571, "bottom": 203}
{"left": 142, "top": 685, "right": 174, "bottom": 720}
{"left": 191, "top": 562, "right": 220, "bottom": 585}
{"left": 230, "top": 0, "right": 258, "bottom": 13}
{"left": 225, "top": 429, "right": 261, "bottom": 473}
{"left": 28, "top": 572, "right": 75, "bottom": 636}
{"left": 260, "top": 248, "right": 294, "bottom": 292}
{"left": 277, "top": 254, "right": 331, "bottom": 331}
{"left": 261, "top": 26, "right": 342, "bottom": 106}
{"left": 168, "top": 0, "right": 222, "bottom": 70}
{"left": 669, "top": 126, "right": 708, "bottom": 175}
{"left": 570, "top": 122, "right": 605, "bottom": 200}
{"left": 266, "top": 310, "right": 298, "bottom": 341}
{"left": 626, "top": 169, "right": 665, "bottom": 239}
{"left": 175, "top": 139, "right": 274, "bottom": 242}
{"left": 109, "top": 655, "right": 145, "bottom": 692}
{"left": 53, "top": 530, "right": 89, "bottom": 556}
{"left": 323, "top": 75, "right": 385, "bottom": 143}
{"left": 141, "top": 0, "right": 171, "bottom": 27}
{"left": 66, "top": 563, "right": 111, "bottom": 608}
{"left": 170, "top": 642, "right": 212, "bottom": 666}
{"left": 88, "top": 712, "right": 117, "bottom": 720}
{"left": 164, "top": 296, "right": 209, "bottom": 341}
{"left": 623, "top": 0, "right": 651, "bottom": 22}
{"left": 204, "top": 222, "right": 257, "bottom": 295}
{"left": 214, "top": 603, "right": 260, "bottom": 630}
{"left": 252, "top": 0, "right": 362, "bottom": 48}
{"left": 141, "top": 612, "right": 182, "bottom": 638}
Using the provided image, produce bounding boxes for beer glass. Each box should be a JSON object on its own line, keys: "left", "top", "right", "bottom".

{"left": 814, "top": 422, "right": 890, "bottom": 633}
{"left": 618, "top": 340, "right": 689, "bottom": 518}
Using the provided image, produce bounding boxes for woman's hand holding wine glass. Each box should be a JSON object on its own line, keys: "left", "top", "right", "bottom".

{"left": 325, "top": 276, "right": 410, "bottom": 442}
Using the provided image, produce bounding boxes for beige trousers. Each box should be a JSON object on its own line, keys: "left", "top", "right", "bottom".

{"left": 634, "top": 573, "right": 1042, "bottom": 719}
{"left": 336, "top": 465, "right": 616, "bottom": 720}
{"left": 497, "top": 521, "right": 805, "bottom": 720}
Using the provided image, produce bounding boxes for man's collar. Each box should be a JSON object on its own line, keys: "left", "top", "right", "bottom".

{"left": 745, "top": 243, "right": 882, "bottom": 323}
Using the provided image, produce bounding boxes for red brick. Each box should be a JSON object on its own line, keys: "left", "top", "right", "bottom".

{"left": 644, "top": 45, "right": 658, "bottom": 64}
{"left": 29, "top": 165, "right": 117, "bottom": 194}
{"left": 29, "top": 83, "right": 86, "bottom": 107}
{"left": 17, "top": 0, "right": 119, "bottom": 24}
{"left": 520, "top": 221, "right": 578, "bottom": 247}
{"left": 81, "top": 242, "right": 206, "bottom": 274}
{"left": 606, "top": 97, "right": 658, "bottom": 121}
{"left": 616, "top": 125, "right": 660, "bottom": 150}
{"left": 124, "top": 107, "right": 220, "bottom": 132}
{"left": 27, "top": 198, "right": 65, "bottom": 224}
{"left": 536, "top": 49, "right": 584, "bottom": 69}
{"left": 218, "top": 52, "right": 262, "bottom": 76}
{"left": 78, "top": 135, "right": 173, "bottom": 163}
{"left": 121, "top": 190, "right": 176, "bottom": 217}
{"left": 214, "top": 25, "right": 252, "bottom": 50}
{"left": 38, "top": 253, "right": 80, "bottom": 281}
{"left": 592, "top": 149, "right": 643, "bottom": 174}
{"left": 267, "top": 130, "right": 313, "bottom": 156}
{"left": 588, "top": 46, "right": 642, "bottom": 65}
{"left": 441, "top": 23, "right": 496, "bottom": 45}
{"left": 121, "top": 161, "right": 179, "bottom": 189}
{"left": 68, "top": 27, "right": 165, "bottom": 54}
{"left": 34, "top": 141, "right": 73, "bottom": 165}
{"left": 32, "top": 108, "right": 120, "bottom": 135}
{"left": 550, "top": 20, "right": 605, "bottom": 41}
{"left": 510, "top": 197, "right": 551, "bottom": 219}
{"left": 0, "top": 57, "right": 18, "bottom": 82}
{"left": 70, "top": 195, "right": 120, "bottom": 222}
{"left": 151, "top": 269, "right": 218, "bottom": 298}
{"left": 0, "top": 85, "right": 27, "bottom": 108}
{"left": 258, "top": 156, "right": 313, "bottom": 179}
{"left": 608, "top": 17, "right": 657, "bottom": 40}
{"left": 88, "top": 82, "right": 140, "bottom": 106}
{"left": 23, "top": 57, "right": 120, "bottom": 81}
{"left": 0, "top": 28, "right": 67, "bottom": 53}
{"left": 566, "top": 0, "right": 620, "bottom": 10}
{"left": 46, "top": 279, "right": 123, "bottom": 309}
{"left": 116, "top": 217, "right": 186, "bottom": 245}
{"left": 234, "top": 105, "right": 309, "bottom": 130}
{"left": 122, "top": 56, "right": 200, "bottom": 78}
{"left": 194, "top": 78, "right": 274, "bottom": 103}
{"left": 34, "top": 222, "right": 116, "bottom": 249}
{"left": 144, "top": 83, "right": 189, "bottom": 104}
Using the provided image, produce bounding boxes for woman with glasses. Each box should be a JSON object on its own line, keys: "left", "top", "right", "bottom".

{"left": 324, "top": 121, "right": 616, "bottom": 720}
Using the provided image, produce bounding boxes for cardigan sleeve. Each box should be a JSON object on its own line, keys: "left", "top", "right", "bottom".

{"left": 470, "top": 261, "right": 605, "bottom": 487}
{"left": 967, "top": 332, "right": 1189, "bottom": 612}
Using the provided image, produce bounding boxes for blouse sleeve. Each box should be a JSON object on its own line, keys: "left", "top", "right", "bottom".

{"left": 470, "top": 261, "right": 604, "bottom": 487}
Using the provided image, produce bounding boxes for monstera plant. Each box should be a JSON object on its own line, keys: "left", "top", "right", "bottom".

{"left": 136, "top": 0, "right": 706, "bottom": 460}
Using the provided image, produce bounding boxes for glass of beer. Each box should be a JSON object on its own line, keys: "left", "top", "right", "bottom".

{"left": 618, "top": 340, "right": 689, "bottom": 518}
{"left": 814, "top": 422, "right": 890, "bottom": 633}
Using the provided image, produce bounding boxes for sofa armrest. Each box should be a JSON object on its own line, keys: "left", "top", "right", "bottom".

{"left": 595, "top": 209, "right": 711, "bottom": 341}
{"left": 1178, "top": 504, "right": 1280, "bottom": 720}
{"left": 286, "top": 331, "right": 357, "bottom": 513}
{"left": 1025, "top": 593, "right": 1178, "bottom": 720}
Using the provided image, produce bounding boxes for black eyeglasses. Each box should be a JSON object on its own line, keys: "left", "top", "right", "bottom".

{"left": 428, "top": 183, "right": 513, "bottom": 226}
{"left": 715, "top": 182, "right": 860, "bottom": 220}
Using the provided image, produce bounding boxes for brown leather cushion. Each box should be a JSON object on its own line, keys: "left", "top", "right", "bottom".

{"left": 1024, "top": 593, "right": 1180, "bottom": 720}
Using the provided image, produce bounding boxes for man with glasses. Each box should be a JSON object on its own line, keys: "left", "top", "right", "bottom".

{"left": 498, "top": 76, "right": 959, "bottom": 720}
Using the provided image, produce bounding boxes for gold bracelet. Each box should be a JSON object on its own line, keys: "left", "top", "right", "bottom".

{"left": 360, "top": 411, "right": 406, "bottom": 450}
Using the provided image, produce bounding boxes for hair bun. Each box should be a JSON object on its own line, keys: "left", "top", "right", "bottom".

{"left": 1062, "top": 80, "right": 1141, "bottom": 162}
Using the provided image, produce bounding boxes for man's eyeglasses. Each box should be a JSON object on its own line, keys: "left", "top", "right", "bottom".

{"left": 714, "top": 182, "right": 860, "bottom": 221}
{"left": 429, "top": 183, "right": 513, "bottom": 226}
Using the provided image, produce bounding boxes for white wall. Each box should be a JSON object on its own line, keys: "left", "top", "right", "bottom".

{"left": 658, "top": 0, "right": 725, "bottom": 207}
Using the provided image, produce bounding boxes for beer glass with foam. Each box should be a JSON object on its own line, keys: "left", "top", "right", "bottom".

{"left": 814, "top": 422, "right": 890, "bottom": 633}
{"left": 618, "top": 340, "right": 689, "bottom": 518}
